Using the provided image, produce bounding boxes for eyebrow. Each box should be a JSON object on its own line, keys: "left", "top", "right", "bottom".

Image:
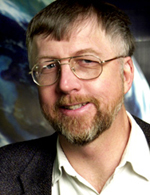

{"left": 36, "top": 48, "right": 102, "bottom": 62}
{"left": 36, "top": 56, "right": 56, "bottom": 63}
{"left": 73, "top": 48, "right": 102, "bottom": 57}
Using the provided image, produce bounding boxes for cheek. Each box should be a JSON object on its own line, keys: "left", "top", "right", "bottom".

{"left": 82, "top": 80, "right": 108, "bottom": 108}
{"left": 38, "top": 86, "right": 57, "bottom": 107}
{"left": 86, "top": 74, "right": 124, "bottom": 103}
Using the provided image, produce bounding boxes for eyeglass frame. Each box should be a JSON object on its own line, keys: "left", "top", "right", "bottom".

{"left": 29, "top": 54, "right": 126, "bottom": 86}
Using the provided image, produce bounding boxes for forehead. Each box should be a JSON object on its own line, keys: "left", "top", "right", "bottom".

{"left": 31, "top": 20, "right": 117, "bottom": 64}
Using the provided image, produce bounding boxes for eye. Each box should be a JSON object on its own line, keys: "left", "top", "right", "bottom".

{"left": 82, "top": 59, "right": 94, "bottom": 64}
{"left": 45, "top": 60, "right": 60, "bottom": 69}
{"left": 41, "top": 61, "right": 59, "bottom": 74}
{"left": 76, "top": 58, "right": 99, "bottom": 67}
{"left": 46, "top": 63, "right": 57, "bottom": 69}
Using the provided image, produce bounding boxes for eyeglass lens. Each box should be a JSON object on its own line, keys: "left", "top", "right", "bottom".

{"left": 32, "top": 55, "right": 102, "bottom": 86}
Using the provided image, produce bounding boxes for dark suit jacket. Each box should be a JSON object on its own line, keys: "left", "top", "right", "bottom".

{"left": 0, "top": 116, "right": 150, "bottom": 195}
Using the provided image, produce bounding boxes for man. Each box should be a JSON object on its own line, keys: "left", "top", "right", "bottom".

{"left": 0, "top": 0, "right": 150, "bottom": 194}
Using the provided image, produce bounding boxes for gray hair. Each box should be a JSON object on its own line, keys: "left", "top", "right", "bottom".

{"left": 26, "top": 0, "right": 135, "bottom": 66}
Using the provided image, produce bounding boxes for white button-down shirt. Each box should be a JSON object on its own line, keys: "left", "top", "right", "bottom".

{"left": 52, "top": 112, "right": 150, "bottom": 194}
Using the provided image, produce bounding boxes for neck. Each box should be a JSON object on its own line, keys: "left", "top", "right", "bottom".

{"left": 59, "top": 108, "right": 131, "bottom": 193}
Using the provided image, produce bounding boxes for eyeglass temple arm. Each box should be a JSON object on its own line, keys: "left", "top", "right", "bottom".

{"left": 101, "top": 56, "right": 127, "bottom": 64}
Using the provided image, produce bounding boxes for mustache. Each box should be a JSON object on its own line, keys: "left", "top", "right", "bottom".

{"left": 55, "top": 95, "right": 100, "bottom": 109}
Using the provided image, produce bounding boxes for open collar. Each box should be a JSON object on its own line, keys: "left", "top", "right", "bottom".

{"left": 53, "top": 113, "right": 150, "bottom": 186}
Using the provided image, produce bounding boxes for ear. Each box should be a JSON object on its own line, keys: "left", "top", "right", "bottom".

{"left": 123, "top": 57, "right": 134, "bottom": 94}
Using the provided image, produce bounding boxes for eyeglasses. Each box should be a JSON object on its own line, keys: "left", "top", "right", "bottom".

{"left": 29, "top": 55, "right": 126, "bottom": 86}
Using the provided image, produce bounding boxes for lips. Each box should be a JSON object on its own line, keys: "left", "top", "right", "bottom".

{"left": 62, "top": 103, "right": 87, "bottom": 110}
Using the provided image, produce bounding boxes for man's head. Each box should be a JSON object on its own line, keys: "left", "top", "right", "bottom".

{"left": 27, "top": 0, "right": 134, "bottom": 146}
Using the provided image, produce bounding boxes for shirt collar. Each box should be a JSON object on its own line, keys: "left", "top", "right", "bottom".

{"left": 119, "top": 112, "right": 150, "bottom": 181}
{"left": 52, "top": 138, "right": 78, "bottom": 185}
{"left": 53, "top": 112, "right": 150, "bottom": 185}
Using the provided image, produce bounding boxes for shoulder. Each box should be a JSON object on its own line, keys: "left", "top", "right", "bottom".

{"left": 133, "top": 115, "right": 150, "bottom": 146}
{"left": 0, "top": 133, "right": 58, "bottom": 174}
{"left": 0, "top": 132, "right": 58, "bottom": 154}
{"left": 0, "top": 133, "right": 58, "bottom": 193}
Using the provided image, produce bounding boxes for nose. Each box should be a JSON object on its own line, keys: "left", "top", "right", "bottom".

{"left": 56, "top": 64, "right": 81, "bottom": 94}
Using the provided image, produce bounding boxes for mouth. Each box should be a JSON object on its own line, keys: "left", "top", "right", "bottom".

{"left": 61, "top": 103, "right": 88, "bottom": 110}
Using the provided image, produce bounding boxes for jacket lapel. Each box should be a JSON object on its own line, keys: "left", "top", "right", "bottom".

{"left": 19, "top": 134, "right": 57, "bottom": 194}
{"left": 133, "top": 115, "right": 150, "bottom": 146}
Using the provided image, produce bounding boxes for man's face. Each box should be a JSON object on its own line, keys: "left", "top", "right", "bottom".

{"left": 31, "top": 22, "right": 126, "bottom": 146}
